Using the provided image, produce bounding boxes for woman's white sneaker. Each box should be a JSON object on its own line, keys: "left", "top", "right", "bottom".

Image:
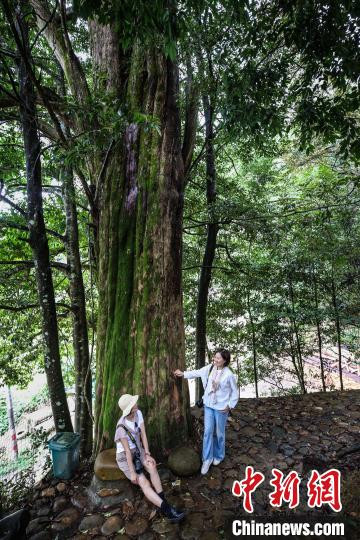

{"left": 213, "top": 458, "right": 222, "bottom": 466}
{"left": 201, "top": 460, "right": 213, "bottom": 475}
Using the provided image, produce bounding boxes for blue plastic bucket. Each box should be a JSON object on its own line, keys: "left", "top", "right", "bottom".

{"left": 48, "top": 432, "right": 81, "bottom": 480}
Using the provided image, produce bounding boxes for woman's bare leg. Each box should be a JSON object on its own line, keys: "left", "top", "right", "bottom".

{"left": 143, "top": 460, "right": 162, "bottom": 493}
{"left": 137, "top": 474, "right": 162, "bottom": 507}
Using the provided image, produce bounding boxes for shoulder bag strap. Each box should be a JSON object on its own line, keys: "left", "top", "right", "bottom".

{"left": 204, "top": 364, "right": 214, "bottom": 390}
{"left": 120, "top": 424, "right": 141, "bottom": 454}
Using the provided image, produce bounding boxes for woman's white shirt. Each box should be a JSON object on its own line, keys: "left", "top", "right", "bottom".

{"left": 114, "top": 409, "right": 144, "bottom": 452}
{"left": 184, "top": 365, "right": 239, "bottom": 410}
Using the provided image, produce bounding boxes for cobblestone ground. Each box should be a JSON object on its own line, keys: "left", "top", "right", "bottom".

{"left": 26, "top": 390, "right": 360, "bottom": 539}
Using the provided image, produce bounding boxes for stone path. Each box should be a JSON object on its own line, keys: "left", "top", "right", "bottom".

{"left": 25, "top": 389, "right": 360, "bottom": 539}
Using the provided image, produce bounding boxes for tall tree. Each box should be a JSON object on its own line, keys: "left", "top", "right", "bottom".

{"left": 7, "top": 0, "right": 193, "bottom": 455}
{"left": 194, "top": 91, "right": 218, "bottom": 399}
{"left": 62, "top": 165, "right": 93, "bottom": 454}
{"left": 3, "top": 0, "right": 73, "bottom": 432}
{"left": 91, "top": 34, "right": 190, "bottom": 454}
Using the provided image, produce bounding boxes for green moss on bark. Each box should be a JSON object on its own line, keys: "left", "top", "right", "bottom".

{"left": 94, "top": 39, "right": 190, "bottom": 457}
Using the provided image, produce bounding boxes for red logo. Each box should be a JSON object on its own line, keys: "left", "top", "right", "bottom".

{"left": 232, "top": 466, "right": 265, "bottom": 513}
{"left": 269, "top": 468, "right": 300, "bottom": 509}
{"left": 307, "top": 469, "right": 342, "bottom": 512}
{"left": 231, "top": 467, "right": 342, "bottom": 513}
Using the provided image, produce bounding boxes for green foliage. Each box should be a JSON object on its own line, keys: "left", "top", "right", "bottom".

{"left": 28, "top": 426, "right": 52, "bottom": 473}
{"left": 0, "top": 467, "right": 36, "bottom": 514}
{"left": 24, "top": 386, "right": 50, "bottom": 414}
{"left": 0, "top": 0, "right": 358, "bottom": 435}
{"left": 73, "top": 0, "right": 180, "bottom": 58}
{"left": 183, "top": 137, "right": 360, "bottom": 392}
{"left": 0, "top": 449, "right": 34, "bottom": 477}
{"left": 222, "top": 0, "right": 360, "bottom": 159}
{"left": 0, "top": 386, "right": 49, "bottom": 436}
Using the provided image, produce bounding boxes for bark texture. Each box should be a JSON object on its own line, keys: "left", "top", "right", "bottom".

{"left": 91, "top": 26, "right": 190, "bottom": 456}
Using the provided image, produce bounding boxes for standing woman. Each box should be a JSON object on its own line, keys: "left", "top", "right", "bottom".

{"left": 115, "top": 394, "right": 185, "bottom": 522}
{"left": 174, "top": 349, "right": 238, "bottom": 475}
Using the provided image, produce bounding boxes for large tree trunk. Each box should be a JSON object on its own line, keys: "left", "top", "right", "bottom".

{"left": 62, "top": 166, "right": 93, "bottom": 455}
{"left": 195, "top": 94, "right": 218, "bottom": 400}
{"left": 91, "top": 27, "right": 190, "bottom": 456}
{"left": 16, "top": 4, "right": 72, "bottom": 433}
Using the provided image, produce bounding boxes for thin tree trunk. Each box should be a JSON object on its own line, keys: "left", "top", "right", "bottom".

{"left": 182, "top": 55, "right": 198, "bottom": 181}
{"left": 331, "top": 268, "right": 344, "bottom": 391}
{"left": 246, "top": 289, "right": 258, "bottom": 398}
{"left": 91, "top": 28, "right": 189, "bottom": 456}
{"left": 313, "top": 269, "right": 326, "bottom": 391}
{"left": 6, "top": 386, "right": 18, "bottom": 460}
{"left": 288, "top": 276, "right": 306, "bottom": 393}
{"left": 62, "top": 166, "right": 93, "bottom": 455}
{"left": 236, "top": 355, "right": 241, "bottom": 398}
{"left": 195, "top": 93, "right": 218, "bottom": 400}
{"left": 288, "top": 331, "right": 305, "bottom": 392}
{"left": 16, "top": 5, "right": 72, "bottom": 433}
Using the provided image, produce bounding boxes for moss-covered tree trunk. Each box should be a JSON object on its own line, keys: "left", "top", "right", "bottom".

{"left": 91, "top": 25, "right": 190, "bottom": 456}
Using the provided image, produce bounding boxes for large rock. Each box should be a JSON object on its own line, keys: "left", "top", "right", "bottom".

{"left": 168, "top": 446, "right": 200, "bottom": 477}
{"left": 87, "top": 475, "right": 135, "bottom": 509}
{"left": 124, "top": 516, "right": 148, "bottom": 537}
{"left": 101, "top": 515, "right": 124, "bottom": 536}
{"left": 26, "top": 517, "right": 50, "bottom": 536}
{"left": 94, "top": 448, "right": 126, "bottom": 481}
{"left": 28, "top": 532, "right": 52, "bottom": 540}
{"left": 51, "top": 507, "right": 80, "bottom": 533}
{"left": 53, "top": 496, "right": 69, "bottom": 514}
{"left": 79, "top": 513, "right": 105, "bottom": 532}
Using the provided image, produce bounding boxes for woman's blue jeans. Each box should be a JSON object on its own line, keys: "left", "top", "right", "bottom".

{"left": 203, "top": 406, "right": 229, "bottom": 462}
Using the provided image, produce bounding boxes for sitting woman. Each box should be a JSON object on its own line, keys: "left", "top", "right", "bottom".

{"left": 174, "top": 349, "right": 239, "bottom": 475}
{"left": 115, "top": 394, "right": 185, "bottom": 522}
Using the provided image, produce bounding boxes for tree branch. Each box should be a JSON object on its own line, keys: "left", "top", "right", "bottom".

{"left": 0, "top": 259, "right": 69, "bottom": 272}
{"left": 37, "top": 118, "right": 61, "bottom": 141}
{"left": 1, "top": 0, "right": 68, "bottom": 145}
{"left": 0, "top": 185, "right": 27, "bottom": 217}
{"left": 0, "top": 301, "right": 73, "bottom": 312}
{"left": 0, "top": 220, "right": 28, "bottom": 233}
{"left": 29, "top": 0, "right": 92, "bottom": 116}
{"left": 0, "top": 303, "right": 38, "bottom": 311}
{"left": 94, "top": 139, "right": 115, "bottom": 206}
{"left": 0, "top": 219, "right": 66, "bottom": 242}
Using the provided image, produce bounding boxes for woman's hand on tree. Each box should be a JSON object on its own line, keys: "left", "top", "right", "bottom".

{"left": 130, "top": 472, "right": 138, "bottom": 484}
{"left": 174, "top": 369, "right": 184, "bottom": 377}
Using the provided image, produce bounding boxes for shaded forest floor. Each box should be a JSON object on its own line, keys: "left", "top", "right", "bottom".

{"left": 25, "top": 390, "right": 360, "bottom": 539}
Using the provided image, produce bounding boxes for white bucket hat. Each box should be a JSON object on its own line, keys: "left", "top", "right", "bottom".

{"left": 118, "top": 394, "right": 138, "bottom": 417}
